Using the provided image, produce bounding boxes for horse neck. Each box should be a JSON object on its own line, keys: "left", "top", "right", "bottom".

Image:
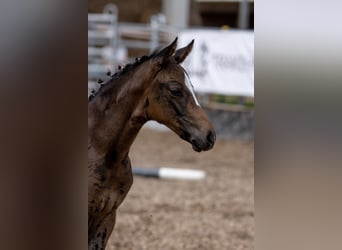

{"left": 89, "top": 72, "right": 150, "bottom": 163}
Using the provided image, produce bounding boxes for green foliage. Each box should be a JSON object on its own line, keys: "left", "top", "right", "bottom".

{"left": 211, "top": 94, "right": 254, "bottom": 108}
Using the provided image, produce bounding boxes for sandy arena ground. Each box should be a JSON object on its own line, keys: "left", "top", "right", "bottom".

{"left": 107, "top": 127, "right": 254, "bottom": 250}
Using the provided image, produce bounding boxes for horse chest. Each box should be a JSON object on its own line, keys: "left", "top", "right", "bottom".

{"left": 89, "top": 157, "right": 133, "bottom": 216}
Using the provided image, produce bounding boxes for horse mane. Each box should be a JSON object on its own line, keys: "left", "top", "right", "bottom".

{"left": 88, "top": 51, "right": 158, "bottom": 102}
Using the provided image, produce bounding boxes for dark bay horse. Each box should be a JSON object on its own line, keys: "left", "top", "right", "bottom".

{"left": 88, "top": 37, "right": 216, "bottom": 249}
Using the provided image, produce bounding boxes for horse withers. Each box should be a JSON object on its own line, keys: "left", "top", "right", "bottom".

{"left": 88, "top": 37, "right": 215, "bottom": 249}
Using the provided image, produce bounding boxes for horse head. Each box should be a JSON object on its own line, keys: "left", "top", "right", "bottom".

{"left": 144, "top": 38, "right": 216, "bottom": 152}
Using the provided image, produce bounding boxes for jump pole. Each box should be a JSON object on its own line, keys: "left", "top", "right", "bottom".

{"left": 132, "top": 167, "right": 206, "bottom": 180}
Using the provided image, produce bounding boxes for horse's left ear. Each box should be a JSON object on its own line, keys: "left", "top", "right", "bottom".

{"left": 152, "top": 37, "right": 178, "bottom": 67}
{"left": 174, "top": 39, "right": 194, "bottom": 64}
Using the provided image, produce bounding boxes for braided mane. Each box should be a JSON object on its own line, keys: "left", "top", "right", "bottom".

{"left": 88, "top": 53, "right": 155, "bottom": 102}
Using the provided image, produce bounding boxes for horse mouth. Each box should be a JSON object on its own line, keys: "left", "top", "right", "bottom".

{"left": 191, "top": 140, "right": 203, "bottom": 152}
{"left": 179, "top": 129, "right": 215, "bottom": 152}
{"left": 179, "top": 130, "right": 201, "bottom": 152}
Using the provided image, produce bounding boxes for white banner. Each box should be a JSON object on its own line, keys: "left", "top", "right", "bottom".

{"left": 178, "top": 30, "right": 254, "bottom": 97}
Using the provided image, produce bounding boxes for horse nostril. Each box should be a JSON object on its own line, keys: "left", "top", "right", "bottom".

{"left": 207, "top": 131, "right": 215, "bottom": 145}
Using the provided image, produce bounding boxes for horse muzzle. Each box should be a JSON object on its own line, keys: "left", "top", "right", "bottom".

{"left": 190, "top": 130, "right": 216, "bottom": 152}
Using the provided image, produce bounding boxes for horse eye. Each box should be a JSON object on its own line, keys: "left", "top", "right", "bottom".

{"left": 170, "top": 89, "right": 183, "bottom": 97}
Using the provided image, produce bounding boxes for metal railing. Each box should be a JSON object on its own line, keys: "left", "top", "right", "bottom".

{"left": 88, "top": 5, "right": 119, "bottom": 94}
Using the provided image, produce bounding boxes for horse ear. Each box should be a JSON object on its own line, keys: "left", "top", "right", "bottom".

{"left": 174, "top": 39, "right": 194, "bottom": 64}
{"left": 152, "top": 37, "right": 178, "bottom": 66}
